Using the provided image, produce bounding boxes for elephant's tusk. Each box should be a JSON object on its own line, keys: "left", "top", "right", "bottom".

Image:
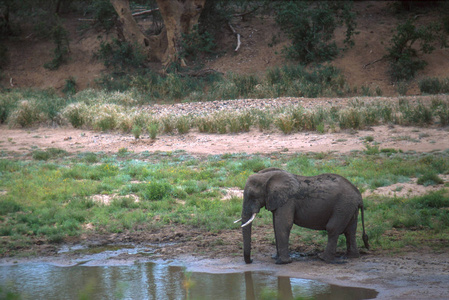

{"left": 241, "top": 213, "right": 256, "bottom": 228}
{"left": 233, "top": 218, "right": 242, "bottom": 224}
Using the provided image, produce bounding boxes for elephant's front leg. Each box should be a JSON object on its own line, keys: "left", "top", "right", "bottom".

{"left": 273, "top": 209, "right": 293, "bottom": 264}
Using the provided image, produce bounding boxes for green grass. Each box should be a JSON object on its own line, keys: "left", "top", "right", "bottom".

{"left": 0, "top": 149, "right": 448, "bottom": 256}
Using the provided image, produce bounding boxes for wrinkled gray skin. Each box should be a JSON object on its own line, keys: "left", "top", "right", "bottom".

{"left": 241, "top": 168, "right": 369, "bottom": 264}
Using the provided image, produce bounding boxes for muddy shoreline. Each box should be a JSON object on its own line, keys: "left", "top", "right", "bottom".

{"left": 1, "top": 241, "right": 448, "bottom": 300}
{"left": 1, "top": 222, "right": 448, "bottom": 299}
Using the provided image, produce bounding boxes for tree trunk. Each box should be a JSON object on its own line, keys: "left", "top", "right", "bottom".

{"left": 110, "top": 0, "right": 159, "bottom": 61}
{"left": 110, "top": 0, "right": 206, "bottom": 66}
{"left": 156, "top": 0, "right": 206, "bottom": 67}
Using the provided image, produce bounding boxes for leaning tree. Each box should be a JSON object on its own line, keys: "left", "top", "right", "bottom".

{"left": 110, "top": 0, "right": 206, "bottom": 67}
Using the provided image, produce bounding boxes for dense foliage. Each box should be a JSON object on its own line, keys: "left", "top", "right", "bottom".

{"left": 385, "top": 19, "right": 441, "bottom": 82}
{"left": 274, "top": 1, "right": 357, "bottom": 63}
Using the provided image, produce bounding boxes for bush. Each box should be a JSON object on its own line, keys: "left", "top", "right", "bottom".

{"left": 9, "top": 100, "right": 42, "bottom": 127}
{"left": 274, "top": 1, "right": 356, "bottom": 63}
{"left": 147, "top": 121, "right": 160, "bottom": 139}
{"left": 385, "top": 19, "right": 440, "bottom": 81}
{"left": 417, "top": 173, "right": 444, "bottom": 186}
{"left": 0, "top": 200, "right": 22, "bottom": 215}
{"left": 140, "top": 181, "right": 172, "bottom": 201}
{"left": 0, "top": 93, "right": 17, "bottom": 124}
{"left": 399, "top": 100, "right": 433, "bottom": 125}
{"left": 419, "top": 77, "right": 449, "bottom": 94}
{"left": 97, "top": 39, "right": 146, "bottom": 71}
{"left": 181, "top": 24, "right": 216, "bottom": 60}
{"left": 62, "top": 102, "right": 88, "bottom": 128}
{"left": 63, "top": 77, "right": 77, "bottom": 96}
{"left": 87, "top": 0, "right": 117, "bottom": 31}
{"left": 44, "top": 22, "right": 70, "bottom": 70}
{"left": 435, "top": 101, "right": 449, "bottom": 126}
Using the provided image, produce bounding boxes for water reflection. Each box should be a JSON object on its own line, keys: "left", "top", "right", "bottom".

{"left": 0, "top": 262, "right": 377, "bottom": 299}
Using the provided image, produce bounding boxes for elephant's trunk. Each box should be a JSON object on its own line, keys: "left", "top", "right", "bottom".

{"left": 242, "top": 214, "right": 255, "bottom": 264}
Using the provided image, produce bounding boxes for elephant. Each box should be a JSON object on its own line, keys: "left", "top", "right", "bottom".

{"left": 235, "top": 168, "right": 369, "bottom": 264}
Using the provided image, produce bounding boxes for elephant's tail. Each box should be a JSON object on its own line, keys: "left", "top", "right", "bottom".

{"left": 360, "top": 204, "right": 370, "bottom": 250}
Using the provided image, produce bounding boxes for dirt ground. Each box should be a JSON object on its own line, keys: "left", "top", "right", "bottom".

{"left": 1, "top": 98, "right": 449, "bottom": 299}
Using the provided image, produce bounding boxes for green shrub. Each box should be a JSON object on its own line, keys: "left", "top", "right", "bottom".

{"left": 87, "top": 0, "right": 117, "bottom": 31}
{"left": 399, "top": 100, "right": 433, "bottom": 125}
{"left": 274, "top": 1, "right": 356, "bottom": 63}
{"left": 62, "top": 102, "right": 88, "bottom": 128}
{"left": 419, "top": 77, "right": 441, "bottom": 94}
{"left": 97, "top": 39, "right": 146, "bottom": 71}
{"left": 176, "top": 116, "right": 191, "bottom": 134}
{"left": 385, "top": 19, "right": 440, "bottom": 81}
{"left": 44, "top": 22, "right": 70, "bottom": 70}
{"left": 132, "top": 125, "right": 142, "bottom": 139}
{"left": 32, "top": 148, "right": 67, "bottom": 161}
{"left": 147, "top": 121, "right": 160, "bottom": 139}
{"left": 9, "top": 100, "right": 42, "bottom": 127}
{"left": 435, "top": 101, "right": 449, "bottom": 126}
{"left": 230, "top": 73, "right": 258, "bottom": 98}
{"left": 140, "top": 181, "right": 172, "bottom": 201}
{"left": 0, "top": 93, "right": 17, "bottom": 124}
{"left": 63, "top": 77, "right": 77, "bottom": 96}
{"left": 275, "top": 111, "right": 297, "bottom": 134}
{"left": 0, "top": 199, "right": 22, "bottom": 215}
{"left": 417, "top": 173, "right": 444, "bottom": 186}
{"left": 419, "top": 77, "right": 449, "bottom": 94}
{"left": 412, "top": 190, "right": 449, "bottom": 208}
{"left": 339, "top": 108, "right": 363, "bottom": 129}
{"left": 82, "top": 152, "right": 99, "bottom": 164}
{"left": 181, "top": 24, "right": 216, "bottom": 60}
{"left": 32, "top": 150, "right": 51, "bottom": 161}
{"left": 254, "top": 110, "right": 274, "bottom": 131}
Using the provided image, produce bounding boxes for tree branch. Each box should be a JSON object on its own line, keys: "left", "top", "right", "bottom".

{"left": 132, "top": 8, "right": 159, "bottom": 17}
{"left": 363, "top": 57, "right": 385, "bottom": 69}
{"left": 228, "top": 22, "right": 241, "bottom": 52}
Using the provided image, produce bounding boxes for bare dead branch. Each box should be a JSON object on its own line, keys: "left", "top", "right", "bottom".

{"left": 182, "top": 68, "right": 223, "bottom": 78}
{"left": 132, "top": 8, "right": 159, "bottom": 17}
{"left": 363, "top": 57, "right": 385, "bottom": 69}
{"left": 228, "top": 22, "right": 241, "bottom": 52}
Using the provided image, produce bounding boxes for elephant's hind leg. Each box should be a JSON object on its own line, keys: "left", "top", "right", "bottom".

{"left": 319, "top": 232, "right": 338, "bottom": 263}
{"left": 344, "top": 214, "right": 360, "bottom": 258}
{"left": 320, "top": 209, "right": 356, "bottom": 263}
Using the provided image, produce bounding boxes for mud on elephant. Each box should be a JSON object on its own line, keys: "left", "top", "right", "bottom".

{"left": 235, "top": 168, "right": 369, "bottom": 264}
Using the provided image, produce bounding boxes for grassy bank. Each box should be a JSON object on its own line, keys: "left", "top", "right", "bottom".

{"left": 1, "top": 66, "right": 449, "bottom": 135}
{"left": 1, "top": 88, "right": 449, "bottom": 136}
{"left": 1, "top": 149, "right": 448, "bottom": 256}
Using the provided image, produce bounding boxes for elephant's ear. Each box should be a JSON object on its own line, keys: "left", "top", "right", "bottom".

{"left": 265, "top": 171, "right": 299, "bottom": 211}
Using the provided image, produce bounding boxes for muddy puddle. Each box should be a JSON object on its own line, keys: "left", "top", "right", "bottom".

{"left": 0, "top": 246, "right": 378, "bottom": 300}
{"left": 0, "top": 262, "right": 377, "bottom": 299}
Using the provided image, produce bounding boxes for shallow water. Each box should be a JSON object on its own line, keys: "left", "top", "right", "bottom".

{"left": 0, "top": 261, "right": 377, "bottom": 300}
